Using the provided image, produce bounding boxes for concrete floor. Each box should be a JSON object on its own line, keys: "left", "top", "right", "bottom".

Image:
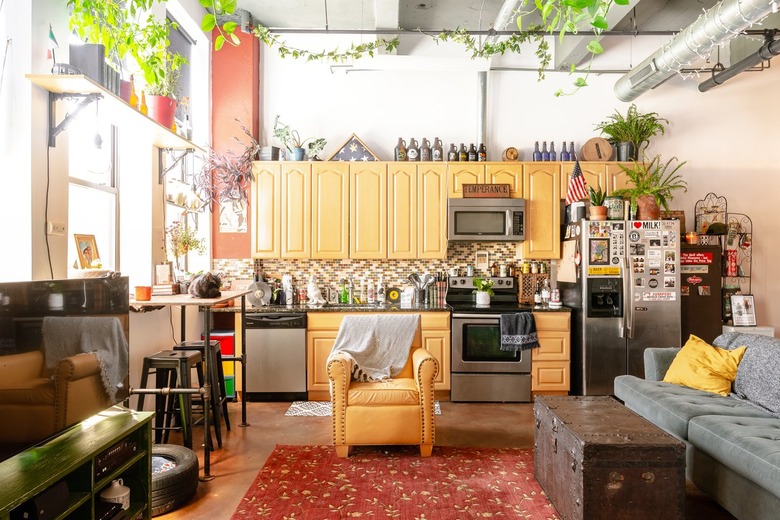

{"left": 159, "top": 400, "right": 735, "bottom": 519}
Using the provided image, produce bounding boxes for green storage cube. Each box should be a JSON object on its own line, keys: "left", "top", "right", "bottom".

{"left": 224, "top": 375, "right": 235, "bottom": 399}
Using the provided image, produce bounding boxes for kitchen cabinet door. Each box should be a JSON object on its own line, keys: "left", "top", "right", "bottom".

{"left": 350, "top": 163, "right": 387, "bottom": 258}
{"left": 312, "top": 162, "right": 349, "bottom": 259}
{"left": 532, "top": 312, "right": 571, "bottom": 394}
{"left": 281, "top": 163, "right": 312, "bottom": 258}
{"left": 606, "top": 162, "right": 631, "bottom": 194}
{"left": 421, "top": 312, "right": 451, "bottom": 391}
{"left": 251, "top": 162, "right": 281, "bottom": 258}
{"left": 521, "top": 163, "right": 561, "bottom": 259}
{"left": 560, "top": 162, "right": 607, "bottom": 199}
{"left": 307, "top": 330, "right": 338, "bottom": 400}
{"left": 486, "top": 163, "right": 523, "bottom": 198}
{"left": 418, "top": 164, "right": 448, "bottom": 259}
{"left": 447, "top": 164, "right": 484, "bottom": 198}
{"left": 388, "top": 163, "right": 418, "bottom": 258}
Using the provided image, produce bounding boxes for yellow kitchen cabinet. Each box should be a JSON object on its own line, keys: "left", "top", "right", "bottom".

{"left": 312, "top": 162, "right": 349, "bottom": 259}
{"left": 521, "top": 163, "right": 561, "bottom": 259}
{"left": 606, "top": 162, "right": 631, "bottom": 193}
{"left": 281, "top": 163, "right": 312, "bottom": 258}
{"left": 531, "top": 312, "right": 571, "bottom": 395}
{"left": 560, "top": 162, "right": 606, "bottom": 198}
{"left": 388, "top": 163, "right": 417, "bottom": 258}
{"left": 350, "top": 162, "right": 387, "bottom": 258}
{"left": 306, "top": 312, "right": 452, "bottom": 400}
{"left": 486, "top": 163, "right": 523, "bottom": 198}
{"left": 251, "top": 162, "right": 281, "bottom": 258}
{"left": 448, "top": 163, "right": 484, "bottom": 197}
{"left": 417, "top": 164, "right": 448, "bottom": 259}
{"left": 420, "top": 312, "right": 451, "bottom": 392}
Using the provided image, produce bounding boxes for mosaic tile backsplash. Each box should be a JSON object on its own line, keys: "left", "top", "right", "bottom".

{"left": 213, "top": 242, "right": 550, "bottom": 302}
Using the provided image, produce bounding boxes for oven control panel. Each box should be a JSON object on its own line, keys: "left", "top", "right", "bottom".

{"left": 448, "top": 276, "right": 515, "bottom": 289}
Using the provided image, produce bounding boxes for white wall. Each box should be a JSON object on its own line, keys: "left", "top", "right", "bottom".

{"left": 259, "top": 33, "right": 780, "bottom": 330}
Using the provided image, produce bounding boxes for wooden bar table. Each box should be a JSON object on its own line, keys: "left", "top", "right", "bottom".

{"left": 131, "top": 290, "right": 250, "bottom": 480}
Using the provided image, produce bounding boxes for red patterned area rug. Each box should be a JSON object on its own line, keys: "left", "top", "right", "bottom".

{"left": 230, "top": 445, "right": 560, "bottom": 519}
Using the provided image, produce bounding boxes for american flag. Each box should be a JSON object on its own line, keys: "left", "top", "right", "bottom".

{"left": 565, "top": 159, "right": 589, "bottom": 205}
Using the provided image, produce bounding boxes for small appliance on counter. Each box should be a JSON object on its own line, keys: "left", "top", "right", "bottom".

{"left": 446, "top": 276, "right": 533, "bottom": 403}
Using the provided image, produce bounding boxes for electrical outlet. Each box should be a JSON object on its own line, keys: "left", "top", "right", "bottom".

{"left": 47, "top": 221, "right": 66, "bottom": 236}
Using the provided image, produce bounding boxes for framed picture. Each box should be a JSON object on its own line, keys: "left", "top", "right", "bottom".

{"left": 74, "top": 234, "right": 99, "bottom": 269}
{"left": 731, "top": 294, "right": 757, "bottom": 326}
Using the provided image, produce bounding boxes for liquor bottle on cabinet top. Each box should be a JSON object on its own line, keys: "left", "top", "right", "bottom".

{"left": 533, "top": 141, "right": 542, "bottom": 161}
{"left": 394, "top": 138, "right": 407, "bottom": 161}
{"left": 432, "top": 138, "right": 443, "bottom": 161}
{"left": 549, "top": 142, "right": 557, "bottom": 161}
{"left": 478, "top": 143, "right": 487, "bottom": 161}
{"left": 420, "top": 138, "right": 432, "bottom": 161}
{"left": 541, "top": 141, "right": 550, "bottom": 161}
{"left": 560, "top": 142, "right": 570, "bottom": 161}
{"left": 468, "top": 143, "right": 477, "bottom": 162}
{"left": 458, "top": 143, "right": 468, "bottom": 162}
{"left": 570, "top": 141, "right": 576, "bottom": 160}
{"left": 407, "top": 138, "right": 420, "bottom": 161}
{"left": 447, "top": 143, "right": 458, "bottom": 161}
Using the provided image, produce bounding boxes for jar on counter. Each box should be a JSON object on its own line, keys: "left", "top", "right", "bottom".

{"left": 531, "top": 262, "right": 539, "bottom": 274}
{"left": 521, "top": 261, "right": 530, "bottom": 275}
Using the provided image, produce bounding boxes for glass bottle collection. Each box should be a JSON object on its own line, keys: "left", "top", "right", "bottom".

{"left": 532, "top": 141, "right": 576, "bottom": 161}
{"left": 395, "top": 137, "right": 487, "bottom": 162}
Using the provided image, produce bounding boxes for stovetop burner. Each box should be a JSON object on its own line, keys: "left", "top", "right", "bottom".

{"left": 445, "top": 276, "right": 526, "bottom": 313}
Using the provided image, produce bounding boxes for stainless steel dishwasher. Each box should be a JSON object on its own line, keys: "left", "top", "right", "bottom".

{"left": 245, "top": 313, "right": 307, "bottom": 401}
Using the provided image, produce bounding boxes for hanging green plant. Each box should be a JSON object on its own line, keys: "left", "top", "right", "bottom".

{"left": 253, "top": 25, "right": 399, "bottom": 62}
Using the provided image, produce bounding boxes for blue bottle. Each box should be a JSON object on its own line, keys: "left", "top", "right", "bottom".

{"left": 532, "top": 141, "right": 542, "bottom": 161}
{"left": 541, "top": 141, "right": 550, "bottom": 161}
{"left": 560, "top": 142, "right": 570, "bottom": 161}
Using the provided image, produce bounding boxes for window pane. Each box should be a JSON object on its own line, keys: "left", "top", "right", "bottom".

{"left": 68, "top": 110, "right": 114, "bottom": 185}
{"left": 68, "top": 184, "right": 116, "bottom": 270}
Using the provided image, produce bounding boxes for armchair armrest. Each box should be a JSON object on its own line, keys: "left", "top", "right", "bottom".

{"left": 412, "top": 349, "right": 438, "bottom": 391}
{"left": 53, "top": 352, "right": 102, "bottom": 382}
{"left": 644, "top": 348, "right": 680, "bottom": 381}
{"left": 327, "top": 353, "right": 353, "bottom": 447}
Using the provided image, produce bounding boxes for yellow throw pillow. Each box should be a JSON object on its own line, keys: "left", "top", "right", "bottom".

{"left": 663, "top": 335, "right": 746, "bottom": 396}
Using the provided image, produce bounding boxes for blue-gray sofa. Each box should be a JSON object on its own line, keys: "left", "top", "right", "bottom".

{"left": 614, "top": 333, "right": 780, "bottom": 520}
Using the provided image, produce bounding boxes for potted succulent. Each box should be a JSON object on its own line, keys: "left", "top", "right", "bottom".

{"left": 588, "top": 185, "right": 607, "bottom": 221}
{"left": 611, "top": 155, "right": 687, "bottom": 220}
{"left": 595, "top": 104, "right": 669, "bottom": 161}
{"left": 272, "top": 115, "right": 326, "bottom": 161}
{"left": 472, "top": 278, "right": 495, "bottom": 306}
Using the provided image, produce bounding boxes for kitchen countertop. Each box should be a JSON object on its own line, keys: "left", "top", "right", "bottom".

{"left": 207, "top": 302, "right": 570, "bottom": 313}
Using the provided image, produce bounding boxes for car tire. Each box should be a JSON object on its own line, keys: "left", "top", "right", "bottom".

{"left": 151, "top": 444, "right": 199, "bottom": 517}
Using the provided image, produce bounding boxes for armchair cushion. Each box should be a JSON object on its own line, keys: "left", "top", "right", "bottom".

{"left": 348, "top": 378, "right": 421, "bottom": 406}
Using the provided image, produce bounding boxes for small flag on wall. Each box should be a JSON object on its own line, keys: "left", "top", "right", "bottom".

{"left": 565, "top": 159, "right": 589, "bottom": 205}
{"left": 47, "top": 23, "right": 59, "bottom": 61}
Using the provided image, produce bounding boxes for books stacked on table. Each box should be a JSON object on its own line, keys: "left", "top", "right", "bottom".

{"left": 152, "top": 284, "right": 179, "bottom": 296}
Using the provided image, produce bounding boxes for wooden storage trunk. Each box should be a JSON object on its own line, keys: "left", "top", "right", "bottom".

{"left": 534, "top": 395, "right": 685, "bottom": 520}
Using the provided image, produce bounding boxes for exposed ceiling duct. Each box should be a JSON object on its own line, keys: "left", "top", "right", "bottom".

{"left": 698, "top": 29, "right": 780, "bottom": 91}
{"left": 614, "top": 0, "right": 779, "bottom": 102}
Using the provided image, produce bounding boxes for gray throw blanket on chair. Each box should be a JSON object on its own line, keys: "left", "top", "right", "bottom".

{"left": 500, "top": 312, "right": 539, "bottom": 351}
{"left": 43, "top": 316, "right": 129, "bottom": 401}
{"left": 327, "top": 314, "right": 420, "bottom": 382}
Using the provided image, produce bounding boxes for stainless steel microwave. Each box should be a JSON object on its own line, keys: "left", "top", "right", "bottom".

{"left": 447, "top": 197, "right": 526, "bottom": 241}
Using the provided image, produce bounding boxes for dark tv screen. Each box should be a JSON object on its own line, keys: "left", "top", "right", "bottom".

{"left": 0, "top": 276, "right": 130, "bottom": 461}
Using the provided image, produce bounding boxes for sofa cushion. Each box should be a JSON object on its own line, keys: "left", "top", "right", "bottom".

{"left": 663, "top": 335, "right": 745, "bottom": 396}
{"left": 713, "top": 333, "right": 780, "bottom": 415}
{"left": 689, "top": 415, "right": 780, "bottom": 500}
{"left": 614, "top": 375, "right": 769, "bottom": 439}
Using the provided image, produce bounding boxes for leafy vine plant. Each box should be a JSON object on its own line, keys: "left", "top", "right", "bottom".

{"left": 199, "top": 0, "right": 628, "bottom": 93}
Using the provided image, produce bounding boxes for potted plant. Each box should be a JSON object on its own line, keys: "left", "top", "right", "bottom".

{"left": 165, "top": 220, "right": 205, "bottom": 284}
{"left": 588, "top": 185, "right": 607, "bottom": 221}
{"left": 144, "top": 51, "right": 183, "bottom": 129}
{"left": 272, "top": 115, "right": 326, "bottom": 161}
{"left": 594, "top": 104, "right": 669, "bottom": 161}
{"left": 611, "top": 155, "right": 687, "bottom": 220}
{"left": 472, "top": 278, "right": 495, "bottom": 306}
{"left": 194, "top": 120, "right": 261, "bottom": 212}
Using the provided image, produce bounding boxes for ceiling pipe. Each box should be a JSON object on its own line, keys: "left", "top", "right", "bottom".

{"left": 485, "top": 0, "right": 525, "bottom": 46}
{"left": 477, "top": 72, "right": 487, "bottom": 147}
{"left": 614, "top": 0, "right": 779, "bottom": 102}
{"left": 698, "top": 30, "right": 780, "bottom": 91}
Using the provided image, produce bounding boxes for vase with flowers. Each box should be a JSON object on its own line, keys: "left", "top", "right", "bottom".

{"left": 165, "top": 220, "right": 206, "bottom": 287}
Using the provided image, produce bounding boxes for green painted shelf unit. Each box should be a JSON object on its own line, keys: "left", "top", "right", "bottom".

{"left": 0, "top": 409, "right": 154, "bottom": 520}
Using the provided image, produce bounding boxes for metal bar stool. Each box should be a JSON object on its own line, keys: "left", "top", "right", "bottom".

{"left": 174, "top": 339, "right": 231, "bottom": 448}
{"left": 138, "top": 349, "right": 202, "bottom": 449}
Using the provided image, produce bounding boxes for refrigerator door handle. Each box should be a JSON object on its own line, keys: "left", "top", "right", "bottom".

{"left": 621, "top": 255, "right": 633, "bottom": 339}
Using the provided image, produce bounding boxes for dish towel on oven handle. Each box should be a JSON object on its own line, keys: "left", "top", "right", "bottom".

{"left": 500, "top": 312, "right": 539, "bottom": 351}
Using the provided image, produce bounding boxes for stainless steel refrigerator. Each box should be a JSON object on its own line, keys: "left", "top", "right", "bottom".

{"left": 558, "top": 219, "right": 682, "bottom": 395}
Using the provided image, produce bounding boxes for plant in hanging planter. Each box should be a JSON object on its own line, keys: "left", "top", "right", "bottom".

{"left": 595, "top": 104, "right": 669, "bottom": 161}
{"left": 194, "top": 119, "right": 261, "bottom": 210}
{"left": 611, "top": 155, "right": 687, "bottom": 220}
{"left": 272, "top": 116, "right": 326, "bottom": 161}
{"left": 588, "top": 184, "right": 608, "bottom": 221}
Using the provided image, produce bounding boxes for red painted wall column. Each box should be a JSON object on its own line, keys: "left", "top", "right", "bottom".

{"left": 210, "top": 30, "right": 259, "bottom": 259}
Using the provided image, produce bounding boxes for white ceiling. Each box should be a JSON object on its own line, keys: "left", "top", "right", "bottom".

{"left": 236, "top": 0, "right": 719, "bottom": 33}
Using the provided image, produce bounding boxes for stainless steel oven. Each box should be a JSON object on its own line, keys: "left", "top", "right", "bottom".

{"left": 447, "top": 276, "right": 533, "bottom": 403}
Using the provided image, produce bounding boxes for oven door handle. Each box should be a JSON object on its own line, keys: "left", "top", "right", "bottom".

{"left": 452, "top": 313, "right": 504, "bottom": 319}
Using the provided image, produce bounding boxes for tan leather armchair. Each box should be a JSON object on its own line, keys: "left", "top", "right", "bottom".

{"left": 327, "top": 323, "right": 439, "bottom": 457}
{"left": 0, "top": 350, "right": 112, "bottom": 444}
